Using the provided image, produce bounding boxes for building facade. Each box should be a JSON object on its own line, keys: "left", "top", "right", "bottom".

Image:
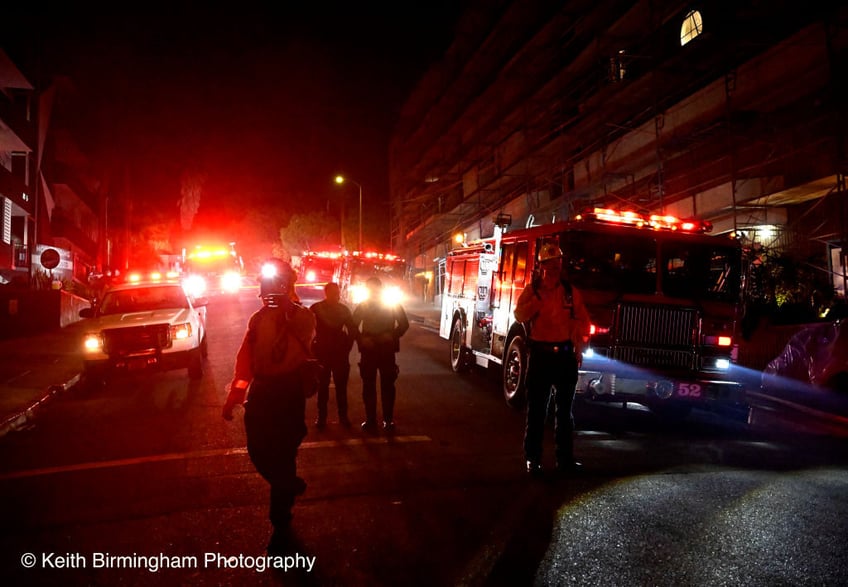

{"left": 389, "top": 0, "right": 847, "bottom": 304}
{"left": 1, "top": 49, "right": 104, "bottom": 291}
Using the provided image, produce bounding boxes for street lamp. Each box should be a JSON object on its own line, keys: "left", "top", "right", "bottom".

{"left": 334, "top": 175, "right": 362, "bottom": 251}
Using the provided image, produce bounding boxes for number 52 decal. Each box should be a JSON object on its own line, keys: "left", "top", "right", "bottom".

{"left": 676, "top": 383, "right": 702, "bottom": 398}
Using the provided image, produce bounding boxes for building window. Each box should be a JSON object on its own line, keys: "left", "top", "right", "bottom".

{"left": 608, "top": 50, "right": 627, "bottom": 82}
{"left": 680, "top": 10, "right": 703, "bottom": 46}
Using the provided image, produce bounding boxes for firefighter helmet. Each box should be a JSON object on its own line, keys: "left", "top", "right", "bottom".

{"left": 538, "top": 243, "right": 563, "bottom": 263}
{"left": 259, "top": 258, "right": 295, "bottom": 301}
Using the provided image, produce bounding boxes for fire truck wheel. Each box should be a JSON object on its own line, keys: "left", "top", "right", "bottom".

{"left": 449, "top": 318, "right": 471, "bottom": 373}
{"left": 503, "top": 335, "right": 528, "bottom": 409}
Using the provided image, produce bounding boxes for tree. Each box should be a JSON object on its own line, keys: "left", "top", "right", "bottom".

{"left": 179, "top": 170, "right": 206, "bottom": 232}
{"left": 279, "top": 211, "right": 340, "bottom": 260}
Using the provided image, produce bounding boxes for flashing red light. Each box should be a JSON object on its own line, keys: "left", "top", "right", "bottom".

{"left": 717, "top": 335, "right": 732, "bottom": 347}
{"left": 589, "top": 324, "right": 610, "bottom": 335}
{"left": 576, "top": 207, "right": 711, "bottom": 233}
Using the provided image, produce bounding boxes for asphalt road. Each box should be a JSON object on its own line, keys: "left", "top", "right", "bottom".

{"left": 1, "top": 290, "right": 847, "bottom": 586}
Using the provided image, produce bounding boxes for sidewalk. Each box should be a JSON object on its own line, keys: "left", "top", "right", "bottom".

{"left": 0, "top": 321, "right": 87, "bottom": 438}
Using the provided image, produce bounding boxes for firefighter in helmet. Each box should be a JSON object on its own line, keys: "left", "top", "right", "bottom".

{"left": 222, "top": 258, "right": 316, "bottom": 553}
{"left": 513, "top": 242, "right": 590, "bottom": 476}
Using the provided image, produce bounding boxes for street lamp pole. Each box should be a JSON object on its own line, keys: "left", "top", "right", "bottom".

{"left": 335, "top": 175, "right": 363, "bottom": 251}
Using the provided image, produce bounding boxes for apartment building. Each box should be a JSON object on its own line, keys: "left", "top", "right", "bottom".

{"left": 0, "top": 48, "right": 36, "bottom": 286}
{"left": 389, "top": 0, "right": 847, "bottom": 302}
{"left": 0, "top": 49, "right": 102, "bottom": 289}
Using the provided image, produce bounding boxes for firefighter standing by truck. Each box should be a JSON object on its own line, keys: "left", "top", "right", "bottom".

{"left": 222, "top": 258, "right": 317, "bottom": 554}
{"left": 352, "top": 276, "right": 409, "bottom": 432}
{"left": 514, "top": 243, "right": 590, "bottom": 476}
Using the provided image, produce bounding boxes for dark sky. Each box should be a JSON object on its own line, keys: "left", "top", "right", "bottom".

{"left": 2, "top": 2, "right": 466, "bottom": 243}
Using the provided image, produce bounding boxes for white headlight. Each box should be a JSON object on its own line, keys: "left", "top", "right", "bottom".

{"left": 715, "top": 358, "right": 730, "bottom": 370}
{"left": 84, "top": 334, "right": 103, "bottom": 352}
{"left": 350, "top": 284, "right": 369, "bottom": 304}
{"left": 381, "top": 286, "right": 404, "bottom": 306}
{"left": 170, "top": 323, "right": 193, "bottom": 340}
{"left": 221, "top": 271, "right": 242, "bottom": 293}
{"left": 183, "top": 275, "right": 207, "bottom": 297}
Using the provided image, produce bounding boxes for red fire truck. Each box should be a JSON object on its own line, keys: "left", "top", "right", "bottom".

{"left": 181, "top": 243, "right": 245, "bottom": 298}
{"left": 440, "top": 208, "right": 749, "bottom": 419}
{"left": 294, "top": 251, "right": 346, "bottom": 306}
{"left": 338, "top": 251, "right": 407, "bottom": 306}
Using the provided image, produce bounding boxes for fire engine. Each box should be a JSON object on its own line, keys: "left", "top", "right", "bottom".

{"left": 440, "top": 208, "right": 749, "bottom": 419}
{"left": 181, "top": 243, "right": 244, "bottom": 298}
{"left": 338, "top": 251, "right": 407, "bottom": 306}
{"left": 294, "top": 250, "right": 346, "bottom": 306}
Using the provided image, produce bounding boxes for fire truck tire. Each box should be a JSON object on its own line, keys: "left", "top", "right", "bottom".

{"left": 503, "top": 335, "right": 528, "bottom": 409}
{"left": 188, "top": 350, "right": 203, "bottom": 380}
{"left": 449, "top": 318, "right": 471, "bottom": 373}
{"left": 200, "top": 334, "right": 209, "bottom": 358}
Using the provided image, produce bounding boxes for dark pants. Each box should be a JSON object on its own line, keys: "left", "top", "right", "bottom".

{"left": 244, "top": 374, "right": 306, "bottom": 530}
{"left": 359, "top": 346, "right": 399, "bottom": 423}
{"left": 524, "top": 341, "right": 579, "bottom": 464}
{"left": 316, "top": 350, "right": 350, "bottom": 420}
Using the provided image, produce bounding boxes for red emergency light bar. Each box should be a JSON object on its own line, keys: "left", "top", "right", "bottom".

{"left": 576, "top": 207, "right": 712, "bottom": 233}
{"left": 350, "top": 251, "right": 405, "bottom": 262}
{"left": 302, "top": 251, "right": 344, "bottom": 259}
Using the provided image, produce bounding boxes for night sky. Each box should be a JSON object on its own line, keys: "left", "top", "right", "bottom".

{"left": 2, "top": 2, "right": 466, "bottom": 246}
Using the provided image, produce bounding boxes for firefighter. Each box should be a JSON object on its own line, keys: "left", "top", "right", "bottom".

{"left": 222, "top": 258, "right": 317, "bottom": 553}
{"left": 310, "top": 281, "right": 356, "bottom": 428}
{"left": 513, "top": 243, "right": 590, "bottom": 475}
{"left": 352, "top": 276, "right": 409, "bottom": 432}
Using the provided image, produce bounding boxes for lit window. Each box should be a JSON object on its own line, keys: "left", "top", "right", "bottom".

{"left": 680, "top": 10, "right": 703, "bottom": 46}
{"left": 609, "top": 49, "right": 627, "bottom": 82}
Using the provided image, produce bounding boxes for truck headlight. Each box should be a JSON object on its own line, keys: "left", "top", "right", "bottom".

{"left": 715, "top": 358, "right": 730, "bottom": 370}
{"left": 381, "top": 286, "right": 404, "bottom": 306}
{"left": 183, "top": 275, "right": 207, "bottom": 298}
{"left": 221, "top": 271, "right": 242, "bottom": 293}
{"left": 84, "top": 333, "right": 103, "bottom": 352}
{"left": 170, "top": 323, "right": 193, "bottom": 340}
{"left": 350, "top": 284, "right": 369, "bottom": 304}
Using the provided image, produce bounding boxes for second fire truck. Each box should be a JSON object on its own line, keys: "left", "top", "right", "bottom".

{"left": 440, "top": 208, "right": 749, "bottom": 420}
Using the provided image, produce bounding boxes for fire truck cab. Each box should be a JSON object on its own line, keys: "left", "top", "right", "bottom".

{"left": 294, "top": 251, "right": 345, "bottom": 306}
{"left": 440, "top": 208, "right": 749, "bottom": 420}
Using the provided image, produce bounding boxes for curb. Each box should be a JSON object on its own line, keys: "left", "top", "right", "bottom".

{"left": 0, "top": 372, "right": 82, "bottom": 439}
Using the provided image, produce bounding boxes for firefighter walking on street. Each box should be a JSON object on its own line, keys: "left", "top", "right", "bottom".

{"left": 514, "top": 242, "right": 590, "bottom": 476}
{"left": 352, "top": 276, "right": 409, "bottom": 433}
{"left": 222, "top": 258, "right": 317, "bottom": 554}
{"left": 310, "top": 281, "right": 356, "bottom": 428}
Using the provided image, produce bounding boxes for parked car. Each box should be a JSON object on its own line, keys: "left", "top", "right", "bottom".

{"left": 79, "top": 281, "right": 208, "bottom": 383}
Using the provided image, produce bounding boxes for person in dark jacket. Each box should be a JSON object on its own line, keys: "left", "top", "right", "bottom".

{"left": 351, "top": 277, "right": 409, "bottom": 433}
{"left": 310, "top": 282, "right": 356, "bottom": 428}
{"left": 222, "top": 258, "right": 316, "bottom": 554}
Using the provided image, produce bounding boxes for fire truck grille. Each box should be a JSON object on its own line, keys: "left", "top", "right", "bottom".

{"left": 613, "top": 304, "right": 697, "bottom": 369}
{"left": 103, "top": 325, "right": 171, "bottom": 355}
